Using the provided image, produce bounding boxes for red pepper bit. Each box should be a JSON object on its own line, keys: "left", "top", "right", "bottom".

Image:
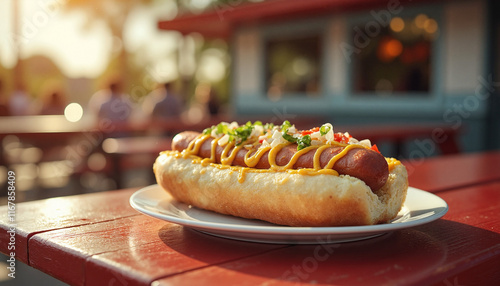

{"left": 300, "top": 127, "right": 319, "bottom": 136}
{"left": 370, "top": 144, "right": 381, "bottom": 153}
{"left": 333, "top": 132, "right": 351, "bottom": 144}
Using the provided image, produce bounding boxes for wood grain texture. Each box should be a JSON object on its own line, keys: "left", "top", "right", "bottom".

{"left": 0, "top": 188, "right": 139, "bottom": 263}
{"left": 404, "top": 150, "right": 500, "bottom": 192}
{"left": 29, "top": 215, "right": 282, "bottom": 286}
{"left": 87, "top": 225, "right": 285, "bottom": 286}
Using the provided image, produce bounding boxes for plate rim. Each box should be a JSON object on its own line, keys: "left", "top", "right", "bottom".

{"left": 130, "top": 184, "right": 449, "bottom": 236}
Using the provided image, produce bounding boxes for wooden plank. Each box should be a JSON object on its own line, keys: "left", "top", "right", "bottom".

{"left": 28, "top": 215, "right": 283, "bottom": 286}
{"left": 403, "top": 150, "right": 500, "bottom": 193}
{"left": 430, "top": 255, "right": 500, "bottom": 286}
{"left": 153, "top": 183, "right": 500, "bottom": 285}
{"left": 0, "top": 188, "right": 139, "bottom": 263}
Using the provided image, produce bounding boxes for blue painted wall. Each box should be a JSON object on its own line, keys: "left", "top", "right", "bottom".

{"left": 231, "top": 1, "right": 495, "bottom": 156}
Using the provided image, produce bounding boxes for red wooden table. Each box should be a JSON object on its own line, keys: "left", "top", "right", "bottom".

{"left": 1, "top": 150, "right": 500, "bottom": 285}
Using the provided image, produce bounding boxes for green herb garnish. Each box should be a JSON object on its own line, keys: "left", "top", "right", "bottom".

{"left": 232, "top": 121, "right": 254, "bottom": 145}
{"left": 280, "top": 121, "right": 312, "bottom": 150}
{"left": 281, "top": 120, "right": 296, "bottom": 143}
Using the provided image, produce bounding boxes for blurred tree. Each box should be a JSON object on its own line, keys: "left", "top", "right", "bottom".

{"left": 62, "top": 0, "right": 253, "bottom": 108}
{"left": 64, "top": 0, "right": 153, "bottom": 94}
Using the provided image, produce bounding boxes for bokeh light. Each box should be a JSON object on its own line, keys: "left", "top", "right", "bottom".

{"left": 377, "top": 38, "right": 403, "bottom": 62}
{"left": 414, "top": 14, "right": 428, "bottom": 29}
{"left": 390, "top": 17, "right": 405, "bottom": 32}
{"left": 64, "top": 103, "right": 83, "bottom": 122}
{"left": 424, "top": 19, "right": 438, "bottom": 34}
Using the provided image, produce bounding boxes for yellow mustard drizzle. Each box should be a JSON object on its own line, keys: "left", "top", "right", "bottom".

{"left": 238, "top": 168, "right": 248, "bottom": 183}
{"left": 199, "top": 137, "right": 219, "bottom": 165}
{"left": 182, "top": 134, "right": 211, "bottom": 158}
{"left": 323, "top": 144, "right": 362, "bottom": 169}
{"left": 386, "top": 157, "right": 401, "bottom": 171}
{"left": 313, "top": 145, "right": 331, "bottom": 169}
{"left": 220, "top": 142, "right": 241, "bottom": 165}
{"left": 244, "top": 145, "right": 272, "bottom": 167}
{"left": 180, "top": 133, "right": 372, "bottom": 182}
{"left": 269, "top": 145, "right": 318, "bottom": 171}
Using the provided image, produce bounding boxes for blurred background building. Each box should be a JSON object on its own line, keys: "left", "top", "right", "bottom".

{"left": 160, "top": 0, "right": 500, "bottom": 153}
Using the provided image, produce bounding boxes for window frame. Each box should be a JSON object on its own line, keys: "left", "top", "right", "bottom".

{"left": 260, "top": 19, "right": 328, "bottom": 99}
{"left": 344, "top": 5, "right": 444, "bottom": 111}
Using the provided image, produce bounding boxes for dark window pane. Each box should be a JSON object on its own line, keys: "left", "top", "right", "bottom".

{"left": 352, "top": 14, "right": 438, "bottom": 95}
{"left": 266, "top": 35, "right": 321, "bottom": 100}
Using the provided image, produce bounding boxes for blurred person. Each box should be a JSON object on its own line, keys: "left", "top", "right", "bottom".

{"left": 185, "top": 82, "right": 220, "bottom": 123}
{"left": 90, "top": 80, "right": 135, "bottom": 139}
{"left": 143, "top": 82, "right": 183, "bottom": 120}
{"left": 87, "top": 85, "right": 110, "bottom": 118}
{"left": 207, "top": 85, "right": 220, "bottom": 116}
{"left": 39, "top": 88, "right": 67, "bottom": 115}
{"left": 9, "top": 82, "right": 33, "bottom": 116}
{"left": 0, "top": 79, "right": 10, "bottom": 116}
{"left": 87, "top": 77, "right": 133, "bottom": 123}
{"left": 97, "top": 81, "right": 133, "bottom": 123}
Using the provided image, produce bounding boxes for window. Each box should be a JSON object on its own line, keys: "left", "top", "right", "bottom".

{"left": 352, "top": 14, "right": 438, "bottom": 95}
{"left": 265, "top": 34, "right": 321, "bottom": 100}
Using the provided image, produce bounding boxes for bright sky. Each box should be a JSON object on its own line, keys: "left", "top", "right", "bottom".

{"left": 0, "top": 0, "right": 181, "bottom": 79}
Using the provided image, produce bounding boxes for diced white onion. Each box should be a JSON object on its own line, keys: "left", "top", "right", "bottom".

{"left": 228, "top": 121, "right": 239, "bottom": 129}
{"left": 311, "top": 139, "right": 323, "bottom": 146}
{"left": 218, "top": 134, "right": 230, "bottom": 146}
{"left": 270, "top": 130, "right": 287, "bottom": 147}
{"left": 251, "top": 125, "right": 264, "bottom": 138}
{"left": 323, "top": 123, "right": 334, "bottom": 144}
{"left": 211, "top": 128, "right": 218, "bottom": 138}
{"left": 349, "top": 138, "right": 359, "bottom": 144}
{"left": 261, "top": 140, "right": 270, "bottom": 148}
{"left": 271, "top": 130, "right": 282, "bottom": 141}
{"left": 358, "top": 139, "right": 372, "bottom": 148}
{"left": 310, "top": 131, "right": 322, "bottom": 140}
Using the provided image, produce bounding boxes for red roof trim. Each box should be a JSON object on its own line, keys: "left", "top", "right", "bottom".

{"left": 158, "top": 0, "right": 435, "bottom": 38}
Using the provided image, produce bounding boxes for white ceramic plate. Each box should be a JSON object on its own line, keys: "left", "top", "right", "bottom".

{"left": 130, "top": 185, "right": 448, "bottom": 244}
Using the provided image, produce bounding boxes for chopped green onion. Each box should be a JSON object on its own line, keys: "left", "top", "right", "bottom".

{"left": 203, "top": 126, "right": 214, "bottom": 135}
{"left": 297, "top": 135, "right": 311, "bottom": 150}
{"left": 232, "top": 123, "right": 254, "bottom": 146}
{"left": 320, "top": 124, "right": 331, "bottom": 136}
{"left": 282, "top": 132, "right": 297, "bottom": 143}
{"left": 264, "top": 123, "right": 274, "bottom": 130}
{"left": 280, "top": 120, "right": 292, "bottom": 132}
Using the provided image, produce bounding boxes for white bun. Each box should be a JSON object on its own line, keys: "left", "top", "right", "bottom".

{"left": 153, "top": 151, "right": 408, "bottom": 226}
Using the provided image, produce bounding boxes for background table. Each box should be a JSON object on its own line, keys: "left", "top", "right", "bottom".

{"left": 1, "top": 151, "right": 499, "bottom": 285}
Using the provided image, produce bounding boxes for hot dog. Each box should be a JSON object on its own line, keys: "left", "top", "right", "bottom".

{"left": 154, "top": 121, "right": 408, "bottom": 226}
